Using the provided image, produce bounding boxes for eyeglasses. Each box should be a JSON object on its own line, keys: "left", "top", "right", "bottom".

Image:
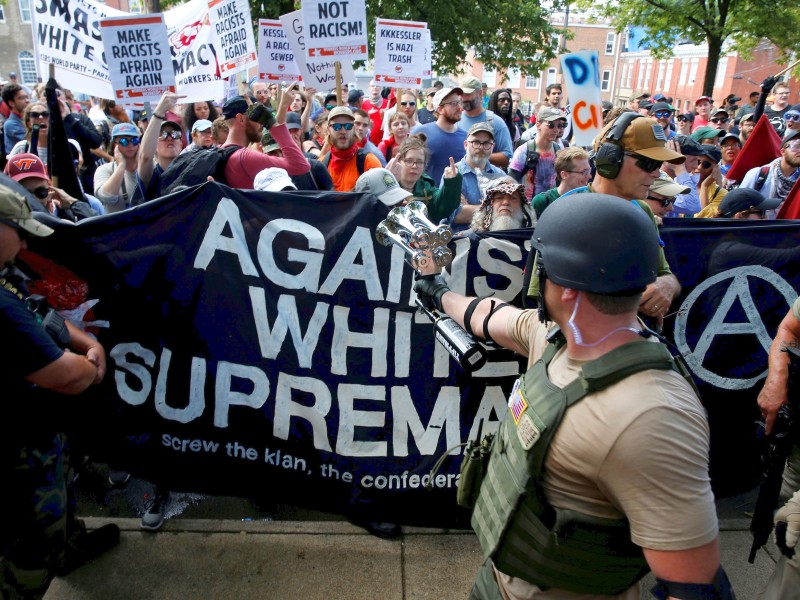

{"left": 467, "top": 139, "right": 494, "bottom": 149}
{"left": 32, "top": 186, "right": 50, "bottom": 200}
{"left": 117, "top": 136, "right": 141, "bottom": 147}
{"left": 400, "top": 158, "right": 425, "bottom": 168}
{"left": 564, "top": 169, "right": 591, "bottom": 176}
{"left": 625, "top": 152, "right": 663, "bottom": 173}
{"left": 710, "top": 117, "right": 728, "bottom": 124}
{"left": 29, "top": 111, "right": 49, "bottom": 119}
{"left": 325, "top": 104, "right": 336, "bottom": 111}
{"left": 646, "top": 195, "right": 675, "bottom": 207}
{"left": 159, "top": 130, "right": 182, "bottom": 140}
{"left": 546, "top": 121, "right": 566, "bottom": 129}
{"left": 784, "top": 140, "right": 800, "bottom": 150}
{"left": 440, "top": 100, "right": 463, "bottom": 108}
{"left": 652, "top": 111, "right": 672, "bottom": 119}
{"left": 330, "top": 122, "right": 354, "bottom": 131}
{"left": 700, "top": 160, "right": 715, "bottom": 169}
{"left": 785, "top": 112, "right": 800, "bottom": 121}
{"left": 398, "top": 101, "right": 415, "bottom": 107}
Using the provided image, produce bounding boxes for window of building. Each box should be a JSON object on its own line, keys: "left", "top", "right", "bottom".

{"left": 636, "top": 63, "right": 645, "bottom": 90}
{"left": 714, "top": 57, "right": 728, "bottom": 90}
{"left": 688, "top": 58, "right": 699, "bottom": 85}
{"left": 601, "top": 70, "right": 611, "bottom": 91}
{"left": 18, "top": 51, "right": 37, "bottom": 85}
{"left": 483, "top": 68, "right": 496, "bottom": 88}
{"left": 664, "top": 60, "right": 674, "bottom": 91}
{"left": 525, "top": 74, "right": 539, "bottom": 89}
{"left": 624, "top": 60, "right": 633, "bottom": 88}
{"left": 656, "top": 63, "right": 665, "bottom": 91}
{"left": 0, "top": 4, "right": 6, "bottom": 22}
{"left": 605, "top": 32, "right": 615, "bottom": 55}
{"left": 678, "top": 60, "right": 689, "bottom": 86}
{"left": 505, "top": 68, "right": 521, "bottom": 88}
{"left": 643, "top": 60, "right": 653, "bottom": 90}
{"left": 17, "top": 0, "right": 30, "bottom": 22}
{"left": 546, "top": 68, "right": 557, "bottom": 86}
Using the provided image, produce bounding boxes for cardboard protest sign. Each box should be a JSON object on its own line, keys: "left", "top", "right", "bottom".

{"left": 559, "top": 50, "right": 603, "bottom": 146}
{"left": 423, "top": 29, "right": 432, "bottom": 79}
{"left": 99, "top": 15, "right": 176, "bottom": 104}
{"left": 208, "top": 0, "right": 258, "bottom": 77}
{"left": 31, "top": 0, "right": 125, "bottom": 98}
{"left": 373, "top": 19, "right": 427, "bottom": 88}
{"left": 301, "top": 0, "right": 368, "bottom": 64}
{"left": 279, "top": 11, "right": 355, "bottom": 88}
{"left": 258, "top": 19, "right": 302, "bottom": 82}
{"left": 163, "top": 0, "right": 225, "bottom": 103}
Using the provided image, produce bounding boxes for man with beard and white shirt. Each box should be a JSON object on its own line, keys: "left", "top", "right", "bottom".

{"left": 457, "top": 76, "right": 513, "bottom": 169}
{"left": 740, "top": 129, "right": 800, "bottom": 217}
{"left": 468, "top": 176, "right": 533, "bottom": 232}
{"left": 411, "top": 87, "right": 467, "bottom": 183}
{"left": 446, "top": 122, "right": 504, "bottom": 232}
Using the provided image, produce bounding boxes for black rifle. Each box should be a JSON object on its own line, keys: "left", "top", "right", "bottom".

{"left": 748, "top": 345, "right": 800, "bottom": 562}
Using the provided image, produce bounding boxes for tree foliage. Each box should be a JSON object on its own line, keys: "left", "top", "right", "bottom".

{"left": 577, "top": 0, "right": 800, "bottom": 95}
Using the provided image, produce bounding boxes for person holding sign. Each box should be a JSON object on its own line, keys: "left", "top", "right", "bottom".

{"left": 221, "top": 84, "right": 310, "bottom": 190}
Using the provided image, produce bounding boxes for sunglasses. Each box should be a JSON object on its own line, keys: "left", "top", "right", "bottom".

{"left": 325, "top": 104, "right": 336, "bottom": 110}
{"left": 677, "top": 116, "right": 689, "bottom": 122}
{"left": 32, "top": 186, "right": 51, "bottom": 200}
{"left": 626, "top": 152, "right": 663, "bottom": 173}
{"left": 700, "top": 160, "right": 715, "bottom": 169}
{"left": 117, "top": 136, "right": 141, "bottom": 147}
{"left": 398, "top": 101, "right": 415, "bottom": 107}
{"left": 546, "top": 121, "right": 566, "bottom": 129}
{"left": 652, "top": 111, "right": 672, "bottom": 119}
{"left": 29, "top": 111, "right": 49, "bottom": 119}
{"left": 646, "top": 195, "right": 675, "bottom": 207}
{"left": 785, "top": 112, "right": 800, "bottom": 122}
{"left": 159, "top": 130, "right": 182, "bottom": 140}
{"left": 330, "top": 122, "right": 354, "bottom": 131}
{"left": 710, "top": 117, "right": 728, "bottom": 124}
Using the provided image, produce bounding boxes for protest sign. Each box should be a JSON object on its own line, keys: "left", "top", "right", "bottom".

{"left": 423, "top": 29, "right": 432, "bottom": 79}
{"left": 373, "top": 19, "right": 427, "bottom": 88}
{"left": 31, "top": 0, "right": 125, "bottom": 98}
{"left": 258, "top": 19, "right": 302, "bottom": 83}
{"left": 301, "top": 0, "right": 368, "bottom": 64}
{"left": 163, "top": 0, "right": 225, "bottom": 103}
{"left": 279, "top": 11, "right": 355, "bottom": 87}
{"left": 99, "top": 15, "right": 176, "bottom": 104}
{"left": 559, "top": 50, "right": 603, "bottom": 146}
{"left": 208, "top": 0, "right": 258, "bottom": 77}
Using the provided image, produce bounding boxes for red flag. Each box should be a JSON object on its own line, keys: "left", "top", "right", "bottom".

{"left": 776, "top": 176, "right": 800, "bottom": 219}
{"left": 725, "top": 115, "right": 782, "bottom": 183}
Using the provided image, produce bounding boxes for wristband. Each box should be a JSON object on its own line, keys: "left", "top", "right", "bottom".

{"left": 152, "top": 113, "right": 166, "bottom": 120}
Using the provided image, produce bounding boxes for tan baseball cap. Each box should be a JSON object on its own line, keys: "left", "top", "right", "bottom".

{"left": 327, "top": 106, "right": 355, "bottom": 123}
{"left": 0, "top": 185, "right": 54, "bottom": 237}
{"left": 649, "top": 173, "right": 690, "bottom": 197}
{"left": 594, "top": 116, "right": 685, "bottom": 163}
{"left": 458, "top": 76, "right": 482, "bottom": 94}
{"left": 537, "top": 107, "right": 565, "bottom": 122}
{"left": 467, "top": 122, "right": 494, "bottom": 138}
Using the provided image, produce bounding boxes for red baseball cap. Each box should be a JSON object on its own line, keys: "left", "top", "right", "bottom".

{"left": 4, "top": 153, "right": 49, "bottom": 182}
{"left": 694, "top": 96, "right": 713, "bottom": 105}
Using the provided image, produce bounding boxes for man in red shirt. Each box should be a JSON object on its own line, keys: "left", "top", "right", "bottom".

{"left": 692, "top": 96, "right": 713, "bottom": 131}
{"left": 221, "top": 84, "right": 309, "bottom": 189}
{"left": 361, "top": 80, "right": 387, "bottom": 146}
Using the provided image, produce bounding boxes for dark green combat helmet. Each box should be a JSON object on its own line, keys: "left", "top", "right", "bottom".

{"left": 531, "top": 193, "right": 659, "bottom": 294}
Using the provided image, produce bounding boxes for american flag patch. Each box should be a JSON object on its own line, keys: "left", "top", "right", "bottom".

{"left": 510, "top": 390, "right": 528, "bottom": 425}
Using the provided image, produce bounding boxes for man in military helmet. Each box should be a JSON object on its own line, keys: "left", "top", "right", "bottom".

{"left": 414, "top": 193, "right": 730, "bottom": 600}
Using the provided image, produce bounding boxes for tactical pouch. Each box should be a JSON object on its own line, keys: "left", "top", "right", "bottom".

{"left": 457, "top": 433, "right": 495, "bottom": 509}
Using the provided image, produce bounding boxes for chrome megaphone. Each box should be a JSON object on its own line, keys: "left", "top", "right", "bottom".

{"left": 375, "top": 222, "right": 429, "bottom": 269}
{"left": 386, "top": 206, "right": 432, "bottom": 249}
{"left": 406, "top": 201, "right": 453, "bottom": 245}
{"left": 431, "top": 245, "right": 453, "bottom": 267}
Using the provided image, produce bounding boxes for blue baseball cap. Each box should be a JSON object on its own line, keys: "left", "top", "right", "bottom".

{"left": 111, "top": 122, "right": 140, "bottom": 137}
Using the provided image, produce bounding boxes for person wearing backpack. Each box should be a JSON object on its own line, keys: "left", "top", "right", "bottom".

{"left": 220, "top": 84, "right": 310, "bottom": 190}
{"left": 509, "top": 108, "right": 566, "bottom": 201}
{"left": 321, "top": 106, "right": 382, "bottom": 191}
{"left": 739, "top": 129, "right": 800, "bottom": 218}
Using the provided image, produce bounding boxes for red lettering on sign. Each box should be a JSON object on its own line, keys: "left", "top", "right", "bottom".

{"left": 573, "top": 101, "right": 600, "bottom": 130}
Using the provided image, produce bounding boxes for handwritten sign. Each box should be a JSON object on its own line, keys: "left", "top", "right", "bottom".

{"left": 373, "top": 19, "right": 427, "bottom": 89}
{"left": 99, "top": 15, "right": 176, "bottom": 103}
{"left": 279, "top": 10, "right": 355, "bottom": 87}
{"left": 208, "top": 0, "right": 257, "bottom": 76}
{"left": 559, "top": 50, "right": 603, "bottom": 146}
{"left": 301, "top": 0, "right": 367, "bottom": 64}
{"left": 258, "top": 19, "right": 302, "bottom": 82}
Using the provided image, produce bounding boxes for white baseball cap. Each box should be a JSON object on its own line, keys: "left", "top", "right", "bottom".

{"left": 355, "top": 168, "right": 410, "bottom": 207}
{"left": 254, "top": 168, "right": 297, "bottom": 192}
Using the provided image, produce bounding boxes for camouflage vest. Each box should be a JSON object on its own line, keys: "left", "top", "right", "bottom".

{"left": 471, "top": 333, "right": 680, "bottom": 595}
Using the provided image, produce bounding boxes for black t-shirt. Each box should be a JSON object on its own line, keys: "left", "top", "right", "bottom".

{"left": 1, "top": 286, "right": 64, "bottom": 449}
{"left": 764, "top": 105, "right": 790, "bottom": 136}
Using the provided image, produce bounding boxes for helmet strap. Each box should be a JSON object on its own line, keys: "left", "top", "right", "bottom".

{"left": 567, "top": 292, "right": 644, "bottom": 348}
{"left": 536, "top": 256, "right": 550, "bottom": 324}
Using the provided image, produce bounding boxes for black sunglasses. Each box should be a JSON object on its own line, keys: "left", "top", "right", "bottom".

{"left": 398, "top": 101, "right": 415, "bottom": 107}
{"left": 32, "top": 186, "right": 50, "bottom": 200}
{"left": 710, "top": 117, "right": 728, "bottom": 124}
{"left": 700, "top": 160, "right": 715, "bottom": 169}
{"left": 677, "top": 116, "right": 689, "bottom": 122}
{"left": 625, "top": 152, "right": 663, "bottom": 173}
{"left": 29, "top": 111, "right": 49, "bottom": 119}
{"left": 646, "top": 194, "right": 675, "bottom": 207}
{"left": 546, "top": 120, "right": 566, "bottom": 129}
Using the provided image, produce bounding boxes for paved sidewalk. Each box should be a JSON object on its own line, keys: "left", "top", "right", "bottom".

{"left": 45, "top": 518, "right": 779, "bottom": 600}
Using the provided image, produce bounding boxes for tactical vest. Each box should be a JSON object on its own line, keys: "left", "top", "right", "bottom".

{"left": 471, "top": 333, "right": 683, "bottom": 595}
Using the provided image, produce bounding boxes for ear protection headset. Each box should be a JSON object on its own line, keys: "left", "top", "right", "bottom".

{"left": 594, "top": 112, "right": 643, "bottom": 179}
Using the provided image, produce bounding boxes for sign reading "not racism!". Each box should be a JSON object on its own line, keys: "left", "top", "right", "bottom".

{"left": 301, "top": 0, "right": 368, "bottom": 64}
{"left": 99, "top": 15, "right": 176, "bottom": 103}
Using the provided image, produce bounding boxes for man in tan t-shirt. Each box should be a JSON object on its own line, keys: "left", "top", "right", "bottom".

{"left": 414, "top": 193, "right": 730, "bottom": 600}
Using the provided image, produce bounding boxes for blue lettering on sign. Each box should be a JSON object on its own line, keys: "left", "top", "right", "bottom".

{"left": 564, "top": 54, "right": 600, "bottom": 87}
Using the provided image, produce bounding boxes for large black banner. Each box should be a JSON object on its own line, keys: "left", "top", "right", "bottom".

{"left": 24, "top": 185, "right": 800, "bottom": 525}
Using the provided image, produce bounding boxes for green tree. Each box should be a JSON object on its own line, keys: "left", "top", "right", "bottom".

{"left": 578, "top": 0, "right": 800, "bottom": 96}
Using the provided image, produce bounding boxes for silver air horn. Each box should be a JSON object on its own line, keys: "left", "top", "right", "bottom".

{"left": 375, "top": 222, "right": 429, "bottom": 269}
{"left": 376, "top": 204, "right": 454, "bottom": 268}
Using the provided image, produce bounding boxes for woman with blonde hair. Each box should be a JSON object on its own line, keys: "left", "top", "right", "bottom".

{"left": 378, "top": 112, "right": 411, "bottom": 161}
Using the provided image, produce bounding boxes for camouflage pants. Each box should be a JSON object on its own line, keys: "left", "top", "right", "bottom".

{"left": 0, "top": 432, "right": 81, "bottom": 600}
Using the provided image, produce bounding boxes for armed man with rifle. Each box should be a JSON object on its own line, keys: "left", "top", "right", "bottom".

{"left": 755, "top": 302, "right": 800, "bottom": 599}
{"left": 414, "top": 192, "right": 732, "bottom": 600}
